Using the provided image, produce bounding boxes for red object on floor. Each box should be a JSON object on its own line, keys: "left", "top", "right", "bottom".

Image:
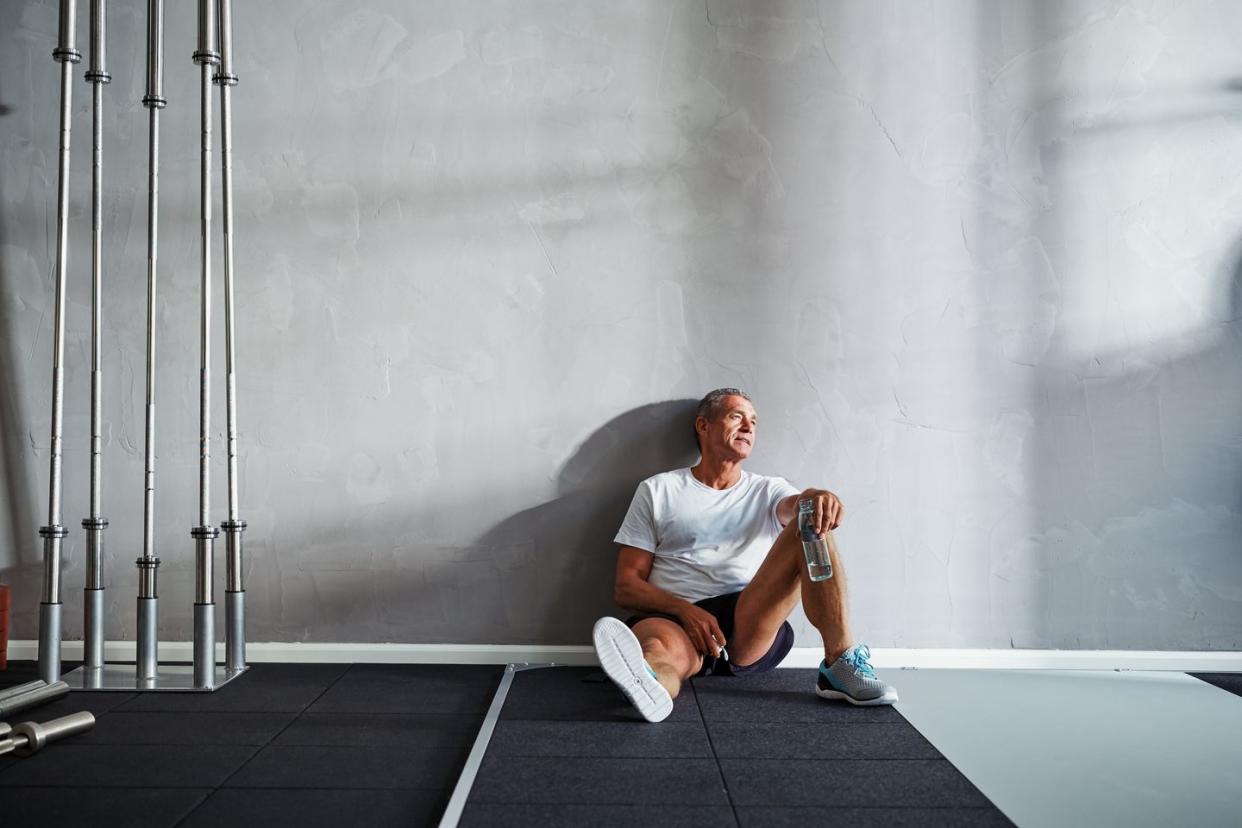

{"left": 0, "top": 583, "right": 9, "bottom": 670}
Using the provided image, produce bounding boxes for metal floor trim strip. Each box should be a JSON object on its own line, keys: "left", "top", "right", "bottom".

{"left": 438, "top": 663, "right": 556, "bottom": 828}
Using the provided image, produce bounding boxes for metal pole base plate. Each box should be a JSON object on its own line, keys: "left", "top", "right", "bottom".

{"left": 60, "top": 663, "right": 248, "bottom": 692}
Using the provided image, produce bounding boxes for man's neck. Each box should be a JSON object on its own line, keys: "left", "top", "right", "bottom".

{"left": 691, "top": 457, "right": 744, "bottom": 490}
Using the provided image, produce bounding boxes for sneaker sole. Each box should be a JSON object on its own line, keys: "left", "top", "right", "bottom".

{"left": 815, "top": 685, "right": 899, "bottom": 706}
{"left": 592, "top": 616, "right": 674, "bottom": 723}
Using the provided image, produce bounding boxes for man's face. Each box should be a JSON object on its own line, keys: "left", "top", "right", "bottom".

{"left": 698, "top": 395, "right": 758, "bottom": 461}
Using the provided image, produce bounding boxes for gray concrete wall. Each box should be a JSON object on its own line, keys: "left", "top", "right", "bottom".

{"left": 2, "top": 0, "right": 1240, "bottom": 649}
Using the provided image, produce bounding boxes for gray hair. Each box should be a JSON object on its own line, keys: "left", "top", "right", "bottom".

{"left": 694, "top": 387, "right": 752, "bottom": 450}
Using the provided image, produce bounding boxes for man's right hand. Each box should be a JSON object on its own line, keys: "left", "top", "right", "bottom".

{"left": 676, "top": 604, "right": 727, "bottom": 658}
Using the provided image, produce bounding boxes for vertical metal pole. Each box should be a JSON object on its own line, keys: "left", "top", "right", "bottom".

{"left": 39, "top": 0, "right": 82, "bottom": 686}
{"left": 215, "top": 0, "right": 247, "bottom": 674}
{"left": 81, "top": 0, "right": 110, "bottom": 674}
{"left": 192, "top": 0, "right": 220, "bottom": 689}
{"left": 135, "top": 0, "right": 165, "bottom": 683}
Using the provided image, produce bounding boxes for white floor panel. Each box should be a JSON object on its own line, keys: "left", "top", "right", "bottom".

{"left": 892, "top": 669, "right": 1242, "bottom": 828}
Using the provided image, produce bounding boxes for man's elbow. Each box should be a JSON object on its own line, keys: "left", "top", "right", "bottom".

{"left": 613, "top": 578, "right": 637, "bottom": 609}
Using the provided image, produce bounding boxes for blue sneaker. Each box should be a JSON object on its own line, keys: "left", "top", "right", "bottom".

{"left": 816, "top": 644, "right": 898, "bottom": 706}
{"left": 593, "top": 616, "right": 674, "bottom": 723}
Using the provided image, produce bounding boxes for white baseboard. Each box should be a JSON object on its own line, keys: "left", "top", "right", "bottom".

{"left": 5, "top": 640, "right": 1241, "bottom": 672}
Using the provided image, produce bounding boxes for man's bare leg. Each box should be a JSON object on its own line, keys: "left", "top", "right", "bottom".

{"left": 593, "top": 615, "right": 701, "bottom": 722}
{"left": 731, "top": 520, "right": 896, "bottom": 704}
{"left": 731, "top": 520, "right": 854, "bottom": 666}
{"left": 798, "top": 529, "right": 853, "bottom": 663}
{"left": 632, "top": 617, "right": 703, "bottom": 699}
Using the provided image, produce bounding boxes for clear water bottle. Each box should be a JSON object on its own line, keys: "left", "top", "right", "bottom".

{"left": 798, "top": 499, "right": 833, "bottom": 581}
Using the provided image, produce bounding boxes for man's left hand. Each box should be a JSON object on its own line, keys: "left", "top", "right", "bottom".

{"left": 799, "top": 488, "right": 844, "bottom": 534}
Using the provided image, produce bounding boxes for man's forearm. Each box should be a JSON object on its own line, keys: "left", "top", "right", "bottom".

{"left": 615, "top": 577, "right": 696, "bottom": 619}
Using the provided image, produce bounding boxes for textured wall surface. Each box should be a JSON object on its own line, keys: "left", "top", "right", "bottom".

{"left": 1, "top": 0, "right": 1240, "bottom": 649}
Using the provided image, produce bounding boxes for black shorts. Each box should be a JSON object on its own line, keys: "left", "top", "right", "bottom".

{"left": 625, "top": 590, "right": 795, "bottom": 677}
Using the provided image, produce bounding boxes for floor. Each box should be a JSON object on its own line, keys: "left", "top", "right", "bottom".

{"left": 0, "top": 660, "right": 499, "bottom": 827}
{"left": 460, "top": 665, "right": 1009, "bottom": 827}
{"left": 1, "top": 662, "right": 1239, "bottom": 827}
{"left": 893, "top": 669, "right": 1242, "bottom": 828}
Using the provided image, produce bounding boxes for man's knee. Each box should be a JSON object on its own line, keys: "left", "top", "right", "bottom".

{"left": 641, "top": 635, "right": 675, "bottom": 663}
{"left": 634, "top": 621, "right": 702, "bottom": 677}
{"left": 730, "top": 621, "right": 796, "bottom": 675}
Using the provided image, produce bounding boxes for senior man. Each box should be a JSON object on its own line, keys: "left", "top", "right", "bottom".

{"left": 592, "top": 388, "right": 897, "bottom": 722}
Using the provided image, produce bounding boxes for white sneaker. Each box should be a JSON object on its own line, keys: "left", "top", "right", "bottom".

{"left": 592, "top": 616, "right": 674, "bottom": 723}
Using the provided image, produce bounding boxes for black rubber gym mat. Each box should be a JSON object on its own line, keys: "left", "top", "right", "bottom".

{"left": 464, "top": 666, "right": 1014, "bottom": 827}
{"left": 273, "top": 711, "right": 483, "bottom": 748}
{"left": 223, "top": 743, "right": 468, "bottom": 790}
{"left": 75, "top": 710, "right": 295, "bottom": 745}
{"left": 0, "top": 744, "right": 259, "bottom": 788}
{"left": 488, "top": 718, "right": 713, "bottom": 758}
{"left": 181, "top": 788, "right": 446, "bottom": 828}
{"left": 735, "top": 805, "right": 1016, "bottom": 826}
{"left": 467, "top": 753, "right": 731, "bottom": 805}
{"left": 461, "top": 802, "right": 738, "bottom": 827}
{"left": 117, "top": 662, "right": 351, "bottom": 713}
{"left": 0, "top": 661, "right": 497, "bottom": 827}
{"left": 693, "top": 668, "right": 904, "bottom": 722}
{"left": 719, "top": 757, "right": 994, "bottom": 808}
{"left": 0, "top": 786, "right": 210, "bottom": 828}
{"left": 708, "top": 720, "right": 942, "bottom": 759}
{"left": 1192, "top": 672, "right": 1242, "bottom": 698}
{"left": 307, "top": 663, "right": 499, "bottom": 716}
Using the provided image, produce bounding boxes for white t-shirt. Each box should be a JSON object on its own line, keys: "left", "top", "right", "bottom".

{"left": 614, "top": 468, "right": 801, "bottom": 603}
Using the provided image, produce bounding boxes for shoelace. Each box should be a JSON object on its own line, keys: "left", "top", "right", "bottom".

{"left": 842, "top": 644, "right": 878, "bottom": 678}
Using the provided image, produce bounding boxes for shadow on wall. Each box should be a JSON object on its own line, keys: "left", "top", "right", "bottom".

{"left": 467, "top": 398, "right": 700, "bottom": 644}
{"left": 1022, "top": 249, "right": 1242, "bottom": 649}
{"left": 1008, "top": 6, "right": 1242, "bottom": 649}
{"left": 253, "top": 399, "right": 703, "bottom": 647}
